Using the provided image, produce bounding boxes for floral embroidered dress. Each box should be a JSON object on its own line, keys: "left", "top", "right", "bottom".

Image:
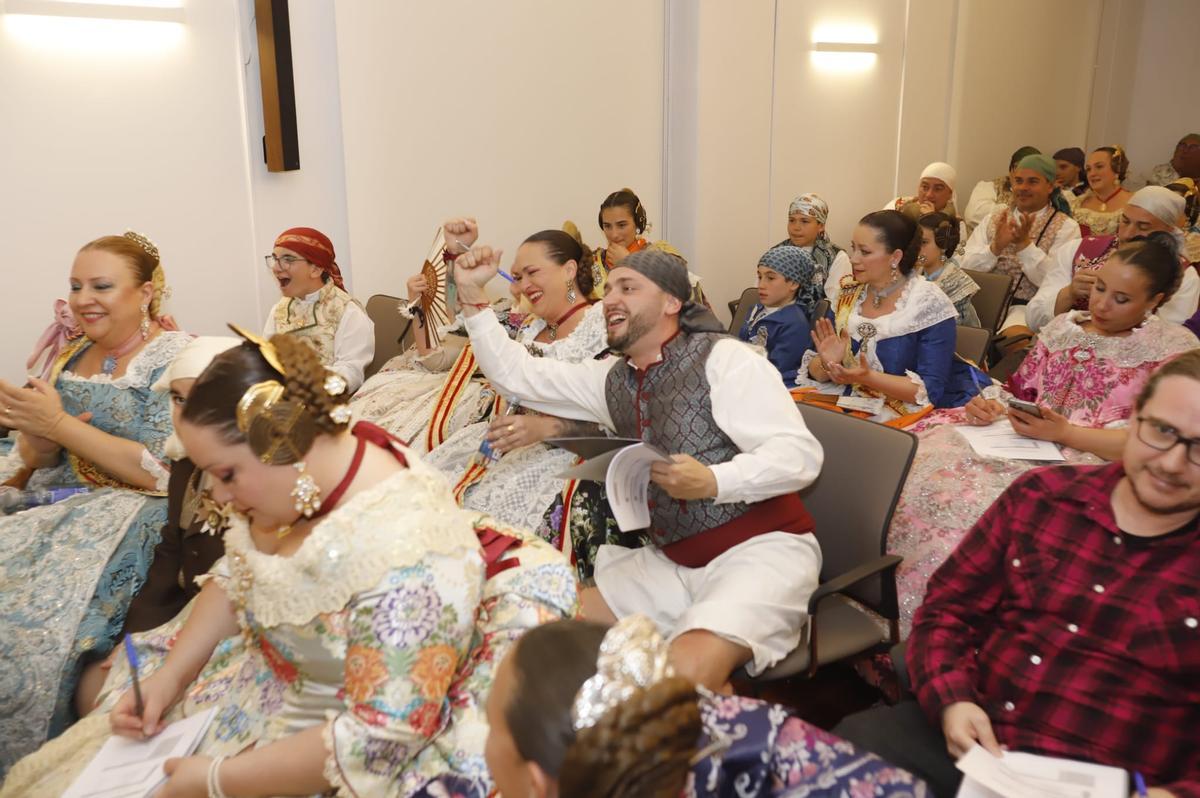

{"left": 0, "top": 331, "right": 189, "bottom": 775}
{"left": 349, "top": 309, "right": 527, "bottom": 454}
{"left": 887, "top": 312, "right": 1198, "bottom": 636}
{"left": 0, "top": 444, "right": 578, "bottom": 798}
{"left": 794, "top": 277, "right": 984, "bottom": 422}
{"left": 428, "top": 693, "right": 928, "bottom": 797}
{"left": 423, "top": 302, "right": 610, "bottom": 544}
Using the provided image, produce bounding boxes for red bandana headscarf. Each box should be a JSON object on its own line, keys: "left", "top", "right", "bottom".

{"left": 274, "top": 227, "right": 344, "bottom": 290}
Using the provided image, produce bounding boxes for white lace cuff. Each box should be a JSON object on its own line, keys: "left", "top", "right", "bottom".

{"left": 396, "top": 298, "right": 418, "bottom": 319}
{"left": 903, "top": 370, "right": 931, "bottom": 407}
{"left": 794, "top": 350, "right": 830, "bottom": 389}
{"left": 139, "top": 448, "right": 170, "bottom": 492}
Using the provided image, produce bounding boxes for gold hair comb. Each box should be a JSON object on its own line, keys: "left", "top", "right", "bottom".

{"left": 228, "top": 323, "right": 286, "bottom": 376}
{"left": 123, "top": 230, "right": 160, "bottom": 261}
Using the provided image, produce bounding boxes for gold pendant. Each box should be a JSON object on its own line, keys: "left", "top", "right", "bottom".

{"left": 1099, "top": 203, "right": 1107, "bottom": 212}
{"left": 275, "top": 524, "right": 294, "bottom": 539}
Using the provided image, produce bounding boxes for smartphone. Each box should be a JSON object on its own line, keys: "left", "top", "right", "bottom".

{"left": 1008, "top": 398, "right": 1044, "bottom": 418}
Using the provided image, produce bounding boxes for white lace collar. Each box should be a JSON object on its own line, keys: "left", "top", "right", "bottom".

{"left": 223, "top": 451, "right": 483, "bottom": 628}
{"left": 1039, "top": 312, "right": 1200, "bottom": 369}
{"left": 59, "top": 331, "right": 192, "bottom": 389}
{"left": 518, "top": 301, "right": 609, "bottom": 362}
{"left": 847, "top": 276, "right": 956, "bottom": 342}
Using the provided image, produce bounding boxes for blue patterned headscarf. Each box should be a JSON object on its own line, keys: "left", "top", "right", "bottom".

{"left": 759, "top": 245, "right": 818, "bottom": 316}
{"left": 784, "top": 193, "right": 841, "bottom": 299}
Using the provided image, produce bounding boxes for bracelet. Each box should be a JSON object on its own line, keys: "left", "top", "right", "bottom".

{"left": 461, "top": 301, "right": 490, "bottom": 310}
{"left": 207, "top": 755, "right": 229, "bottom": 798}
{"left": 442, "top": 247, "right": 460, "bottom": 263}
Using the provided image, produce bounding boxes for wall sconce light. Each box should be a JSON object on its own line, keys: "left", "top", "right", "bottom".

{"left": 2, "top": 0, "right": 184, "bottom": 22}
{"left": 810, "top": 23, "right": 879, "bottom": 73}
{"left": 1, "top": 0, "right": 185, "bottom": 51}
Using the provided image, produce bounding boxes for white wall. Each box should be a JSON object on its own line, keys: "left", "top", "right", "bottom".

{"left": 946, "top": 0, "right": 1103, "bottom": 195}
{"left": 0, "top": 2, "right": 257, "bottom": 383}
{"left": 333, "top": 0, "right": 666, "bottom": 304}
{"left": 0, "top": 0, "right": 349, "bottom": 383}
{"left": 1106, "top": 0, "right": 1200, "bottom": 180}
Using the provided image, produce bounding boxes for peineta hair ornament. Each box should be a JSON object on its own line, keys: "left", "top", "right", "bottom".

{"left": 570, "top": 614, "right": 674, "bottom": 732}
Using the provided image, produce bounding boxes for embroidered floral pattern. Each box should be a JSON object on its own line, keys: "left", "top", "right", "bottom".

{"left": 344, "top": 644, "right": 390, "bottom": 704}
{"left": 411, "top": 644, "right": 458, "bottom": 701}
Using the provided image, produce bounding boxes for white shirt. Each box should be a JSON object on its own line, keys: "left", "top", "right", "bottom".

{"left": 1026, "top": 240, "right": 1200, "bottom": 332}
{"left": 959, "top": 204, "right": 1081, "bottom": 290}
{"left": 964, "top": 179, "right": 1005, "bottom": 233}
{"left": 822, "top": 249, "right": 854, "bottom": 300}
{"left": 462, "top": 310, "right": 824, "bottom": 505}
{"left": 262, "top": 288, "right": 375, "bottom": 393}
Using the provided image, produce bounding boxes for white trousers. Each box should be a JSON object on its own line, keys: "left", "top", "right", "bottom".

{"left": 594, "top": 531, "right": 822, "bottom": 676}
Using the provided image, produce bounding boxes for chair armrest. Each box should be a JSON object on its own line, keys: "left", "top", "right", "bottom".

{"left": 807, "top": 554, "right": 902, "bottom": 615}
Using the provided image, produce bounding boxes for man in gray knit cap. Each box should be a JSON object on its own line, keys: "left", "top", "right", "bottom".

{"left": 453, "top": 242, "right": 825, "bottom": 690}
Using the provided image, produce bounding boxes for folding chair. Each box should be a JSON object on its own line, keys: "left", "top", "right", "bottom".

{"left": 745, "top": 403, "right": 917, "bottom": 681}
{"left": 363, "top": 294, "right": 415, "bottom": 380}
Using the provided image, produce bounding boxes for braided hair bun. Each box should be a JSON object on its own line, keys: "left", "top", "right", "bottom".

{"left": 558, "top": 676, "right": 702, "bottom": 798}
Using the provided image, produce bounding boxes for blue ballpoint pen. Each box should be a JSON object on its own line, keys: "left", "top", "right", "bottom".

{"left": 1134, "top": 772, "right": 1148, "bottom": 797}
{"left": 449, "top": 237, "right": 513, "bottom": 282}
{"left": 124, "top": 633, "right": 145, "bottom": 719}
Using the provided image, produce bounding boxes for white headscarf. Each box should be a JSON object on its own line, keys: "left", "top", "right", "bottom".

{"left": 920, "top": 162, "right": 957, "bottom": 195}
{"left": 154, "top": 336, "right": 241, "bottom": 460}
{"left": 1128, "top": 186, "right": 1185, "bottom": 229}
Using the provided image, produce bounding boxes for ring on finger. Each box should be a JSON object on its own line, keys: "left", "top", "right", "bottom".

{"left": 507, "top": 424, "right": 515, "bottom": 433}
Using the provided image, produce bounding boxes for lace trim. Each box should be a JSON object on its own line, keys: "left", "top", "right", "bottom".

{"left": 904, "top": 370, "right": 930, "bottom": 406}
{"left": 222, "top": 453, "right": 481, "bottom": 628}
{"left": 845, "top": 277, "right": 957, "bottom": 341}
{"left": 1038, "top": 313, "right": 1200, "bottom": 369}
{"left": 139, "top": 448, "right": 170, "bottom": 492}
{"left": 519, "top": 301, "right": 609, "bottom": 361}
{"left": 58, "top": 332, "right": 191, "bottom": 389}
{"left": 321, "top": 715, "right": 353, "bottom": 798}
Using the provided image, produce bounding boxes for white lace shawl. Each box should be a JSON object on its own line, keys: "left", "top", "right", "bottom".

{"left": 58, "top": 331, "right": 190, "bottom": 490}
{"left": 1038, "top": 312, "right": 1200, "bottom": 369}
{"left": 220, "top": 452, "right": 482, "bottom": 629}
{"left": 796, "top": 278, "right": 957, "bottom": 408}
{"left": 517, "top": 301, "right": 609, "bottom": 360}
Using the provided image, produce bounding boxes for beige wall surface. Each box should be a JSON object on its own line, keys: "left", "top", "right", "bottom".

{"left": 4, "top": 0, "right": 1191, "bottom": 379}
{"left": 0, "top": 0, "right": 351, "bottom": 382}
{"left": 333, "top": 0, "right": 666, "bottom": 303}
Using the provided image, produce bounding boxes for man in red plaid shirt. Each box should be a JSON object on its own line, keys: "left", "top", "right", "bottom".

{"left": 837, "top": 350, "right": 1200, "bottom": 798}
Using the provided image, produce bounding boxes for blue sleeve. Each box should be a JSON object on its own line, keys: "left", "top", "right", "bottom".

{"left": 765, "top": 308, "right": 811, "bottom": 379}
{"left": 914, "top": 317, "right": 957, "bottom": 407}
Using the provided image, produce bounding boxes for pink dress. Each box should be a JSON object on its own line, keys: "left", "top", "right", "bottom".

{"left": 889, "top": 312, "right": 1198, "bottom": 636}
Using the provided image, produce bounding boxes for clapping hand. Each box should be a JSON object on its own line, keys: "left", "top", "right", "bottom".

{"left": 810, "top": 318, "right": 850, "bottom": 374}
{"left": 827, "top": 351, "right": 872, "bottom": 385}
{"left": 0, "top": 377, "right": 66, "bottom": 439}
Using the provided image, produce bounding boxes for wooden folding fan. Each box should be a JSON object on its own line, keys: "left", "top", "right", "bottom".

{"left": 417, "top": 227, "right": 454, "bottom": 349}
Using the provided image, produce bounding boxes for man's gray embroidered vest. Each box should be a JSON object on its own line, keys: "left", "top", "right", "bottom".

{"left": 604, "top": 331, "right": 750, "bottom": 545}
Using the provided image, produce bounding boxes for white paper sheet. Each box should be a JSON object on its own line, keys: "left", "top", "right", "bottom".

{"left": 557, "top": 441, "right": 670, "bottom": 531}
{"left": 955, "top": 746, "right": 1128, "bottom": 798}
{"left": 954, "top": 420, "right": 1066, "bottom": 461}
{"left": 604, "top": 443, "right": 671, "bottom": 532}
{"left": 62, "top": 708, "right": 217, "bottom": 798}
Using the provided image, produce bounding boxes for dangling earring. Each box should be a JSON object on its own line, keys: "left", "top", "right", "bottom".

{"left": 890, "top": 261, "right": 900, "bottom": 283}
{"left": 566, "top": 281, "right": 578, "bottom": 303}
{"left": 139, "top": 303, "right": 151, "bottom": 340}
{"left": 291, "top": 461, "right": 322, "bottom": 518}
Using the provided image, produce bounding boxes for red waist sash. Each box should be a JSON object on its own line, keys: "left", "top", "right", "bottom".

{"left": 660, "top": 493, "right": 814, "bottom": 568}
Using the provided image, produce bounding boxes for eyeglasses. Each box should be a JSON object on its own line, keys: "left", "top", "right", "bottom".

{"left": 1135, "top": 416, "right": 1200, "bottom": 466}
{"left": 264, "top": 254, "right": 309, "bottom": 271}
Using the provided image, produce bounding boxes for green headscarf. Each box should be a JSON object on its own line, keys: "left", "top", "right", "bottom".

{"left": 1016, "top": 153, "right": 1072, "bottom": 215}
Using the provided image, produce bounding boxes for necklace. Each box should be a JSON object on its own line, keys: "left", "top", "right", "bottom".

{"left": 98, "top": 328, "right": 146, "bottom": 375}
{"left": 546, "top": 302, "right": 589, "bottom": 341}
{"left": 867, "top": 277, "right": 907, "bottom": 309}
{"left": 1096, "top": 186, "right": 1123, "bottom": 212}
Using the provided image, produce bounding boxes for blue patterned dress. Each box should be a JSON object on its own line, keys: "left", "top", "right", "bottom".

{"left": 0, "top": 331, "right": 189, "bottom": 773}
